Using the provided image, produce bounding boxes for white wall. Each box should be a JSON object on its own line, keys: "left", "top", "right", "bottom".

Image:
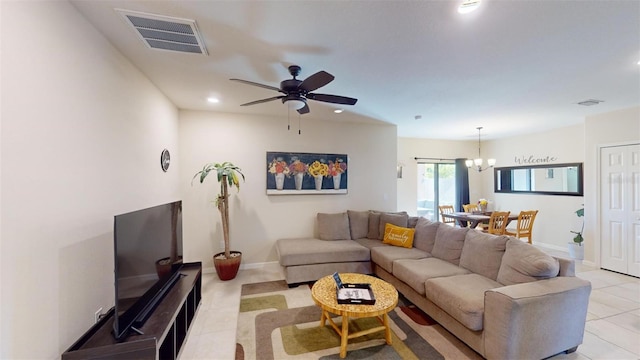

{"left": 179, "top": 110, "right": 397, "bottom": 267}
{"left": 1, "top": 2, "right": 179, "bottom": 358}
{"left": 397, "top": 138, "right": 482, "bottom": 214}
{"left": 584, "top": 106, "right": 640, "bottom": 264}
{"left": 484, "top": 125, "right": 585, "bottom": 251}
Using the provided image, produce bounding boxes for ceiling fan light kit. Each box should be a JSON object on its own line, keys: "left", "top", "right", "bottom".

{"left": 230, "top": 65, "right": 357, "bottom": 115}
{"left": 286, "top": 98, "right": 306, "bottom": 110}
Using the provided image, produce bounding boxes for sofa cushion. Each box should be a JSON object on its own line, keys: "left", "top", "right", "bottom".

{"left": 367, "top": 211, "right": 408, "bottom": 240}
{"left": 276, "top": 238, "right": 370, "bottom": 266}
{"left": 367, "top": 211, "right": 382, "bottom": 239}
{"left": 371, "top": 245, "right": 429, "bottom": 273}
{"left": 393, "top": 258, "right": 471, "bottom": 295}
{"left": 317, "top": 212, "right": 351, "bottom": 240}
{"left": 347, "top": 210, "right": 370, "bottom": 239}
{"left": 408, "top": 216, "right": 420, "bottom": 228}
{"left": 413, "top": 217, "right": 440, "bottom": 253}
{"left": 378, "top": 212, "right": 409, "bottom": 240}
{"left": 383, "top": 223, "right": 415, "bottom": 248}
{"left": 459, "top": 231, "right": 509, "bottom": 281}
{"left": 353, "top": 237, "right": 389, "bottom": 249}
{"left": 497, "top": 239, "right": 560, "bottom": 285}
{"left": 431, "top": 225, "right": 469, "bottom": 265}
{"left": 425, "top": 273, "right": 503, "bottom": 331}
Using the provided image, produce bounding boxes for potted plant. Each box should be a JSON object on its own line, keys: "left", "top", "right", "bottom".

{"left": 568, "top": 207, "right": 584, "bottom": 260}
{"left": 193, "top": 162, "right": 245, "bottom": 280}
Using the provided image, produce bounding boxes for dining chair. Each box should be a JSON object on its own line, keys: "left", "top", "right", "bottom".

{"left": 505, "top": 210, "right": 539, "bottom": 243}
{"left": 485, "top": 211, "right": 510, "bottom": 235}
{"left": 438, "top": 205, "right": 455, "bottom": 226}
{"left": 462, "top": 204, "right": 478, "bottom": 213}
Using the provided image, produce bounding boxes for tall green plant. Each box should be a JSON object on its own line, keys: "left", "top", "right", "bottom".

{"left": 192, "top": 162, "right": 245, "bottom": 259}
{"left": 570, "top": 207, "right": 584, "bottom": 246}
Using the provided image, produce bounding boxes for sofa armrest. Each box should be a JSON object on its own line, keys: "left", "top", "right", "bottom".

{"left": 483, "top": 276, "right": 591, "bottom": 360}
{"left": 555, "top": 256, "right": 576, "bottom": 276}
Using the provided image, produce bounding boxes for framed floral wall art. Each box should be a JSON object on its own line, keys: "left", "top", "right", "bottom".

{"left": 266, "top": 152, "right": 348, "bottom": 195}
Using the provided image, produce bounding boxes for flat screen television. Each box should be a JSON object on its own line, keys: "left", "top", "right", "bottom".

{"left": 112, "top": 200, "right": 183, "bottom": 341}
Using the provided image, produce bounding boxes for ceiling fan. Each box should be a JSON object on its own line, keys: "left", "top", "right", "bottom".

{"left": 230, "top": 65, "right": 358, "bottom": 114}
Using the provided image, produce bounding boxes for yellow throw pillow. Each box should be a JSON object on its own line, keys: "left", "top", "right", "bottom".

{"left": 383, "top": 223, "right": 415, "bottom": 248}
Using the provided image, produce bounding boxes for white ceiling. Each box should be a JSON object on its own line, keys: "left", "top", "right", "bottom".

{"left": 71, "top": 0, "right": 640, "bottom": 140}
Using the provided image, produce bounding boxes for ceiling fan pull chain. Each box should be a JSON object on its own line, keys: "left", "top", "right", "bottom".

{"left": 287, "top": 106, "right": 291, "bottom": 131}
{"left": 298, "top": 113, "right": 302, "bottom": 135}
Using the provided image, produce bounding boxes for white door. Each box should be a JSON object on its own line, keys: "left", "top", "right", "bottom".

{"left": 600, "top": 144, "right": 640, "bottom": 276}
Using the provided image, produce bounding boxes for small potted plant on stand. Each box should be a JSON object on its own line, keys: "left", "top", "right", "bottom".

{"left": 193, "top": 162, "right": 245, "bottom": 280}
{"left": 569, "top": 207, "right": 584, "bottom": 260}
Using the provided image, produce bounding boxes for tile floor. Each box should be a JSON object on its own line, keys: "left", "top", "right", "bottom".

{"left": 179, "top": 256, "right": 640, "bottom": 360}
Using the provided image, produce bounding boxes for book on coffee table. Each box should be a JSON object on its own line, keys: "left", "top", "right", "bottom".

{"left": 332, "top": 272, "right": 376, "bottom": 305}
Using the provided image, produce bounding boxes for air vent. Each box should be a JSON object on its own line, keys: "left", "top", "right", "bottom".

{"left": 116, "top": 9, "right": 208, "bottom": 55}
{"left": 577, "top": 99, "right": 604, "bottom": 106}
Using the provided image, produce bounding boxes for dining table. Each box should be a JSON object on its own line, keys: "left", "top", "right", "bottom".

{"left": 441, "top": 212, "right": 518, "bottom": 229}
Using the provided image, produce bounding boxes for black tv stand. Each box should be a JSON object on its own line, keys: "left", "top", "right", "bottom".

{"left": 129, "top": 326, "right": 144, "bottom": 336}
{"left": 131, "top": 269, "right": 183, "bottom": 333}
{"left": 62, "top": 262, "right": 202, "bottom": 360}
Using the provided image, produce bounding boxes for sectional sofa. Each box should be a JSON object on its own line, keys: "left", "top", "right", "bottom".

{"left": 275, "top": 210, "right": 592, "bottom": 359}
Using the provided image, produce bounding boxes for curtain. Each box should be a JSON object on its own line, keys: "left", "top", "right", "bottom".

{"left": 455, "top": 159, "right": 470, "bottom": 212}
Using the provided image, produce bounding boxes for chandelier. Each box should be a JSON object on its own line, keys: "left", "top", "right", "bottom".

{"left": 466, "top": 127, "right": 496, "bottom": 172}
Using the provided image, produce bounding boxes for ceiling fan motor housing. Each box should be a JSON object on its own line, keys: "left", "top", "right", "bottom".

{"left": 280, "top": 79, "right": 304, "bottom": 94}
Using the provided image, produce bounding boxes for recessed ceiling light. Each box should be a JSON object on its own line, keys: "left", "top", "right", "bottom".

{"left": 334, "top": 109, "right": 344, "bottom": 113}
{"left": 458, "top": 0, "right": 481, "bottom": 14}
{"left": 207, "top": 97, "right": 219, "bottom": 104}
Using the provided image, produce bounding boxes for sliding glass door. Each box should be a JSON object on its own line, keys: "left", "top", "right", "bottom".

{"left": 417, "top": 163, "right": 456, "bottom": 221}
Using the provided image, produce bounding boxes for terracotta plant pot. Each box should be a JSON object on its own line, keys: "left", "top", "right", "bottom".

{"left": 155, "top": 256, "right": 183, "bottom": 279}
{"left": 213, "top": 251, "right": 242, "bottom": 280}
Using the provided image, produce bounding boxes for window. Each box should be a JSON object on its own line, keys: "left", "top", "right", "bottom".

{"left": 417, "top": 163, "right": 457, "bottom": 221}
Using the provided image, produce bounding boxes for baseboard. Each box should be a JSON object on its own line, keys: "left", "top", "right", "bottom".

{"left": 534, "top": 242, "right": 570, "bottom": 253}
{"left": 535, "top": 243, "right": 597, "bottom": 268}
{"left": 240, "top": 260, "right": 281, "bottom": 270}
{"left": 202, "top": 261, "right": 282, "bottom": 275}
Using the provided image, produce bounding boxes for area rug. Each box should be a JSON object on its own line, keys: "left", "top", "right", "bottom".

{"left": 235, "top": 280, "right": 482, "bottom": 360}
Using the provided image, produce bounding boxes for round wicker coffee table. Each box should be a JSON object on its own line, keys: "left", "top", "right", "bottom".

{"left": 311, "top": 273, "right": 398, "bottom": 358}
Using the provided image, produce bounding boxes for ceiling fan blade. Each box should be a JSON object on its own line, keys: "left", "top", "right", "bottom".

{"left": 297, "top": 103, "right": 310, "bottom": 114}
{"left": 240, "top": 96, "right": 284, "bottom": 106}
{"left": 307, "top": 93, "right": 358, "bottom": 105}
{"left": 299, "top": 71, "right": 334, "bottom": 92}
{"left": 230, "top": 78, "right": 281, "bottom": 92}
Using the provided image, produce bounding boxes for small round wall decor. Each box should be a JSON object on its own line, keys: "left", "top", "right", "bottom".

{"left": 160, "top": 149, "right": 170, "bottom": 172}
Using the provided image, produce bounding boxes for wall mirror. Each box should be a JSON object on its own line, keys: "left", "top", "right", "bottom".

{"left": 494, "top": 163, "right": 583, "bottom": 196}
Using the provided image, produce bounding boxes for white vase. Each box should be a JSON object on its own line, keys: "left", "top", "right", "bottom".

{"left": 333, "top": 173, "right": 341, "bottom": 189}
{"left": 568, "top": 242, "right": 584, "bottom": 260}
{"left": 294, "top": 173, "right": 304, "bottom": 190}
{"left": 314, "top": 175, "right": 323, "bottom": 190}
{"left": 275, "top": 173, "right": 285, "bottom": 190}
